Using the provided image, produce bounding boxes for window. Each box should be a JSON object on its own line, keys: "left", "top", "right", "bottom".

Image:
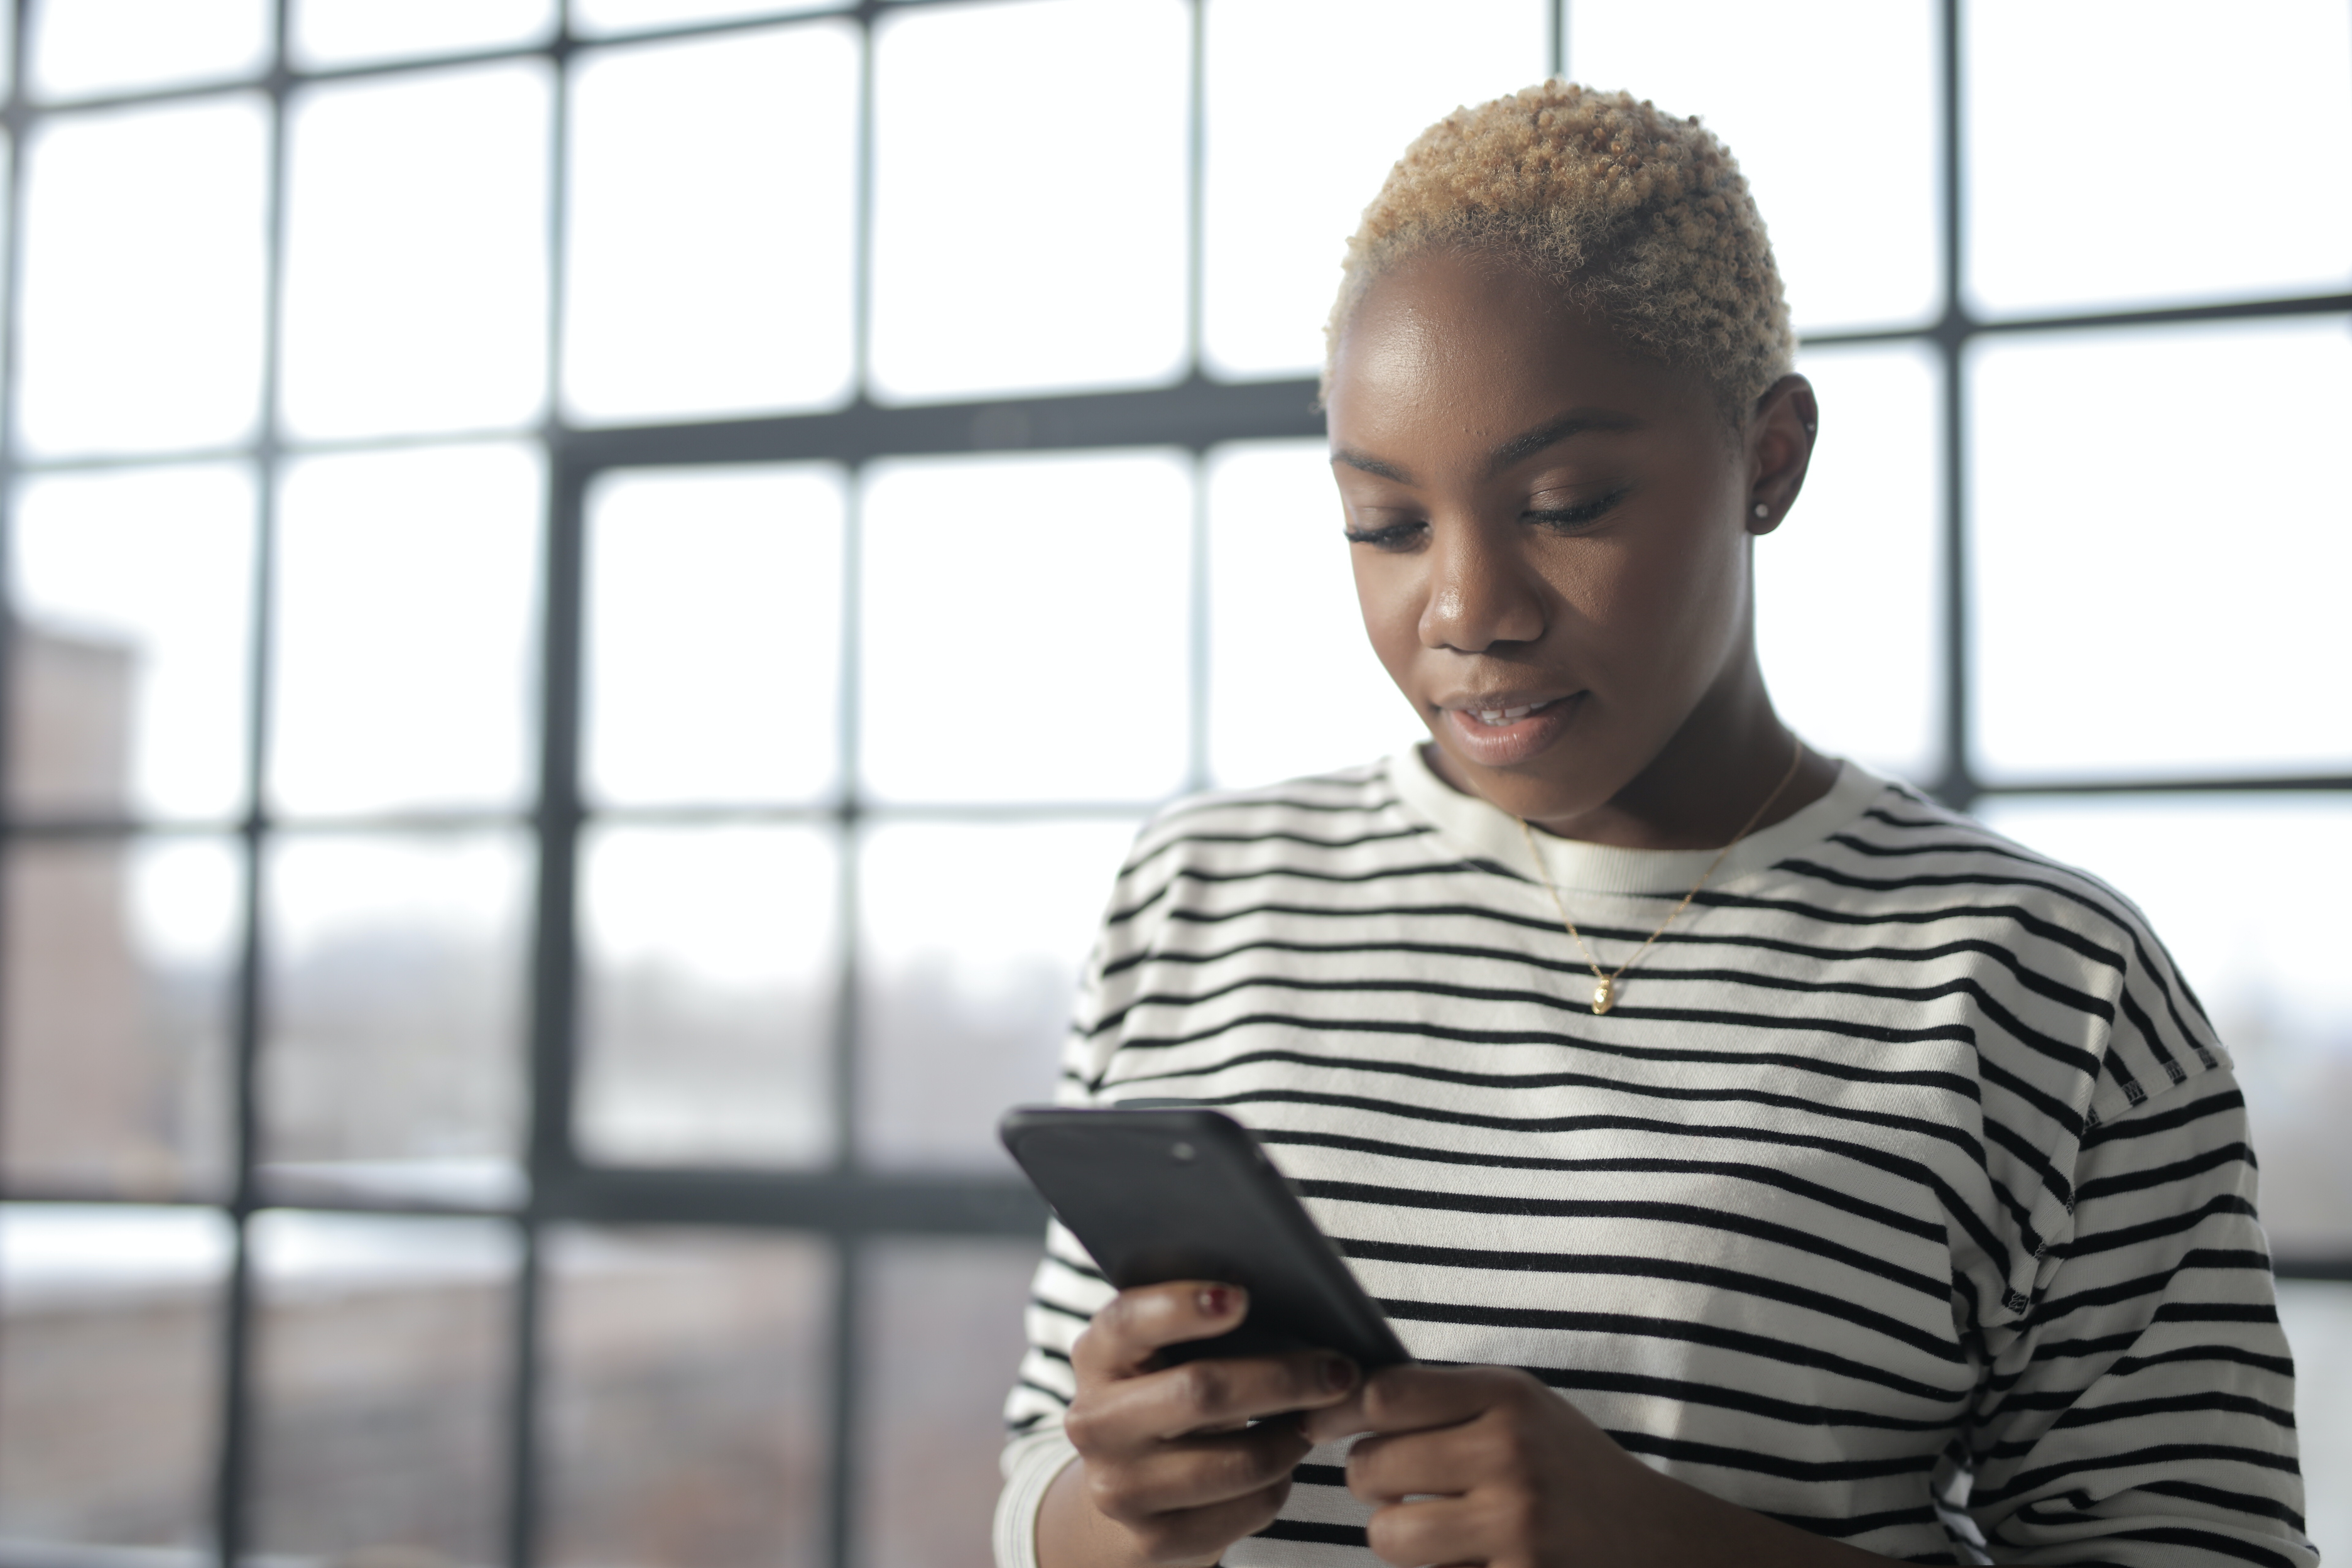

{"left": 3, "top": 2, "right": 2346, "bottom": 1562}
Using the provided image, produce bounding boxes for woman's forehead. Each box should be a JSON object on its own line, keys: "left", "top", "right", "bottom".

{"left": 1326, "top": 252, "right": 1717, "bottom": 457}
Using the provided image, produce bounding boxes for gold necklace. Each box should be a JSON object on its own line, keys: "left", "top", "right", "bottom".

{"left": 1516, "top": 737, "right": 1806, "bottom": 1016}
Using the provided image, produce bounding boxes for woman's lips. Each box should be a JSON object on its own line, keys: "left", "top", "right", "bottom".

{"left": 1441, "top": 693, "right": 1583, "bottom": 766}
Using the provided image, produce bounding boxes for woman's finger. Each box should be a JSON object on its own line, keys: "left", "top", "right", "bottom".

{"left": 1344, "top": 1423, "right": 1497, "bottom": 1504}
{"left": 1364, "top": 1493, "right": 1496, "bottom": 1568}
{"left": 1072, "top": 1348, "right": 1359, "bottom": 1454}
{"left": 1091, "top": 1422, "right": 1314, "bottom": 1515}
{"left": 1071, "top": 1281, "right": 1249, "bottom": 1380}
{"left": 1107, "top": 1479, "right": 1298, "bottom": 1566}
{"left": 1303, "top": 1362, "right": 1521, "bottom": 1444}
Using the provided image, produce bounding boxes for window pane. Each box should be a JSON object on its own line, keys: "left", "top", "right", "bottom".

{"left": 574, "top": 0, "right": 849, "bottom": 36}
{"left": 565, "top": 23, "right": 858, "bottom": 424}
{"left": 292, "top": 0, "right": 554, "bottom": 68}
{"left": 0, "top": 1204, "right": 231, "bottom": 1555}
{"left": 857, "top": 818, "right": 1133, "bottom": 1170}
{"left": 260, "top": 833, "right": 530, "bottom": 1208}
{"left": 854, "top": 1238, "right": 1042, "bottom": 1568}
{"left": 1966, "top": 0, "right": 2352, "bottom": 317}
{"left": 10, "top": 464, "right": 254, "bottom": 821}
{"left": 1968, "top": 320, "right": 2352, "bottom": 782}
{"left": 586, "top": 465, "right": 843, "bottom": 806}
{"left": 30, "top": 0, "right": 270, "bottom": 100}
{"left": 1202, "top": 0, "right": 1547, "bottom": 379}
{"left": 280, "top": 63, "right": 551, "bottom": 440}
{"left": 270, "top": 443, "right": 543, "bottom": 817}
{"left": 2279, "top": 1281, "right": 2352, "bottom": 1558}
{"left": 578, "top": 825, "right": 839, "bottom": 1169}
{"left": 1205, "top": 441, "right": 1417, "bottom": 788}
{"left": 3, "top": 838, "right": 238, "bottom": 1200}
{"left": 1974, "top": 795, "right": 2352, "bottom": 1257}
{"left": 1567, "top": 0, "right": 1939, "bottom": 334}
{"left": 544, "top": 1226, "right": 833, "bottom": 1568}
{"left": 858, "top": 451, "right": 1191, "bottom": 804}
{"left": 250, "top": 1211, "right": 517, "bottom": 1564}
{"left": 1756, "top": 342, "right": 1941, "bottom": 784}
{"left": 18, "top": 97, "right": 267, "bottom": 458}
{"left": 868, "top": 0, "right": 1189, "bottom": 402}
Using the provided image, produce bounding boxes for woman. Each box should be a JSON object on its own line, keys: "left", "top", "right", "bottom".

{"left": 995, "top": 83, "right": 2310, "bottom": 1568}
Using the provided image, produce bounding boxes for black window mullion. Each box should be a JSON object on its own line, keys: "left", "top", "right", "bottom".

{"left": 212, "top": 0, "right": 297, "bottom": 1560}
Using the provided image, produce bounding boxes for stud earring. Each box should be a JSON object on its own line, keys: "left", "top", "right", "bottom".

{"left": 1752, "top": 503, "right": 1769, "bottom": 519}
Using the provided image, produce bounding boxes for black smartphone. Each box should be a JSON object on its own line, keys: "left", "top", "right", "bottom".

{"left": 998, "top": 1104, "right": 1412, "bottom": 1370}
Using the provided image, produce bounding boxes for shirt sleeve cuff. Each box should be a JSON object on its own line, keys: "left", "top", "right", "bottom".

{"left": 995, "top": 1427, "right": 1080, "bottom": 1568}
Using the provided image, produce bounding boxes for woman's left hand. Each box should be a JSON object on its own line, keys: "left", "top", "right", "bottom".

{"left": 1303, "top": 1365, "right": 1892, "bottom": 1568}
{"left": 1301, "top": 1363, "right": 1670, "bottom": 1568}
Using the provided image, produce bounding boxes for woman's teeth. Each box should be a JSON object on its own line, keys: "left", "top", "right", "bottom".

{"left": 1471, "top": 702, "right": 1547, "bottom": 726}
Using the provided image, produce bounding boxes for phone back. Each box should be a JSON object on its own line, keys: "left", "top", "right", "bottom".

{"left": 1000, "top": 1105, "right": 1410, "bottom": 1368}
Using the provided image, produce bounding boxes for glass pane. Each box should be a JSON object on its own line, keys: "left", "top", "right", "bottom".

{"left": 577, "top": 825, "right": 839, "bottom": 1168}
{"left": 1968, "top": 319, "right": 2352, "bottom": 782}
{"left": 1201, "top": 0, "right": 1547, "bottom": 379}
{"left": 544, "top": 1226, "right": 833, "bottom": 1568}
{"left": 1566, "top": 0, "right": 1939, "bottom": 334}
{"left": 260, "top": 833, "right": 530, "bottom": 1208}
{"left": 585, "top": 465, "right": 844, "bottom": 807}
{"left": 0, "top": 1204, "right": 231, "bottom": 1555}
{"left": 3, "top": 838, "right": 238, "bottom": 1200}
{"left": 1966, "top": 1, "right": 2352, "bottom": 317}
{"left": 2279, "top": 1281, "right": 2352, "bottom": 1558}
{"left": 18, "top": 97, "right": 267, "bottom": 458}
{"left": 1756, "top": 341, "right": 1941, "bottom": 784}
{"left": 10, "top": 464, "right": 255, "bottom": 821}
{"left": 250, "top": 1210, "right": 517, "bottom": 1564}
{"left": 868, "top": 0, "right": 1189, "bottom": 402}
{"left": 270, "top": 443, "right": 543, "bottom": 817}
{"left": 1974, "top": 795, "right": 2352, "bottom": 1257}
{"left": 564, "top": 23, "right": 858, "bottom": 424}
{"left": 280, "top": 62, "right": 551, "bottom": 441}
{"left": 30, "top": 0, "right": 270, "bottom": 100}
{"left": 293, "top": 0, "right": 555, "bottom": 68}
{"left": 854, "top": 1238, "right": 1042, "bottom": 1568}
{"left": 574, "top": 0, "right": 849, "bottom": 36}
{"left": 857, "top": 818, "right": 1133, "bottom": 1170}
{"left": 1205, "top": 441, "right": 1418, "bottom": 788}
{"left": 858, "top": 451, "right": 1191, "bottom": 804}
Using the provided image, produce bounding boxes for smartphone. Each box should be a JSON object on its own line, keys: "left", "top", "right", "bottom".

{"left": 998, "top": 1104, "right": 1412, "bottom": 1370}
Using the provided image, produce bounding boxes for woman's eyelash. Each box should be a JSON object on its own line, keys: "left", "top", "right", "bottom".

{"left": 1524, "top": 488, "right": 1628, "bottom": 528}
{"left": 1342, "top": 521, "right": 1423, "bottom": 548}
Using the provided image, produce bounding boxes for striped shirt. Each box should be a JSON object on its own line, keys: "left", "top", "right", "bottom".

{"left": 996, "top": 748, "right": 2312, "bottom": 1568}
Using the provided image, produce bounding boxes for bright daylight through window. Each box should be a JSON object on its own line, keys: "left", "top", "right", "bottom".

{"left": 0, "top": 1, "right": 2347, "bottom": 1565}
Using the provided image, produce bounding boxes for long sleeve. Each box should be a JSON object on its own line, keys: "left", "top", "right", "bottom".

{"left": 1964, "top": 1070, "right": 2313, "bottom": 1567}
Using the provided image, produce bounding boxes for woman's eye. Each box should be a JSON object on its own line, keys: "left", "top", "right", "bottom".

{"left": 1524, "top": 487, "right": 1628, "bottom": 531}
{"left": 1341, "top": 519, "right": 1425, "bottom": 550}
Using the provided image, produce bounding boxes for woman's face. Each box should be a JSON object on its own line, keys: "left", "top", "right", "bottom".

{"left": 1325, "top": 247, "right": 1811, "bottom": 837}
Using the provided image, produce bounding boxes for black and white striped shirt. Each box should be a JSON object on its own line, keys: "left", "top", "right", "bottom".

{"left": 997, "top": 750, "right": 2312, "bottom": 1568}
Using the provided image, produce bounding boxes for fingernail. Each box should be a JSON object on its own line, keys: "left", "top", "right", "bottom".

{"left": 1317, "top": 1355, "right": 1356, "bottom": 1394}
{"left": 1198, "top": 1285, "right": 1237, "bottom": 1317}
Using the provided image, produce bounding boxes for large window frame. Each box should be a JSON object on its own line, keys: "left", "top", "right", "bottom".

{"left": 0, "top": 2, "right": 2345, "bottom": 1566}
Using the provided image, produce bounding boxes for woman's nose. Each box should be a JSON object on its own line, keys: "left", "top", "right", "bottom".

{"left": 1418, "top": 519, "right": 1544, "bottom": 652}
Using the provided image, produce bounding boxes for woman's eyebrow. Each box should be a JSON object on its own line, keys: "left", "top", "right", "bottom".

{"left": 1330, "top": 447, "right": 1414, "bottom": 483}
{"left": 1484, "top": 409, "right": 1642, "bottom": 477}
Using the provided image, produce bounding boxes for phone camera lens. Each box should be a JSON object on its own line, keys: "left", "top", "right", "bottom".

{"left": 1170, "top": 1141, "right": 1196, "bottom": 1162}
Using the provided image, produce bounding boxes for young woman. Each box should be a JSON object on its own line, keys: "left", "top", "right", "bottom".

{"left": 994, "top": 83, "right": 2311, "bottom": 1568}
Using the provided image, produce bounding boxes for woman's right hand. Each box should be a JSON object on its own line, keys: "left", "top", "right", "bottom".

{"left": 1037, "top": 1281, "right": 1361, "bottom": 1568}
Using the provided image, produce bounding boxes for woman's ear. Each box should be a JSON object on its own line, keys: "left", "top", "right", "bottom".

{"left": 1743, "top": 374, "right": 1818, "bottom": 537}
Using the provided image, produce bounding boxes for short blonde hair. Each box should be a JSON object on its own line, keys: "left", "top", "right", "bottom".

{"left": 1326, "top": 81, "right": 1796, "bottom": 417}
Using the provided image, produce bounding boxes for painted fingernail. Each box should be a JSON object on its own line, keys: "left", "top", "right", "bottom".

{"left": 1317, "top": 1355, "right": 1356, "bottom": 1393}
{"left": 1198, "top": 1285, "right": 1237, "bottom": 1317}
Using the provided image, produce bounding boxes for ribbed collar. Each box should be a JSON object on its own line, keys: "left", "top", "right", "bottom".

{"left": 1388, "top": 741, "right": 1889, "bottom": 898}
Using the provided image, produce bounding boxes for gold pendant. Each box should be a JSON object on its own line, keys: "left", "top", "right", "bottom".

{"left": 1592, "top": 977, "right": 1615, "bottom": 1015}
